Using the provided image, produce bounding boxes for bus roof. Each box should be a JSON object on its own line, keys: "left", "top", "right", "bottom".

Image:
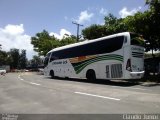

{"left": 47, "top": 32, "right": 130, "bottom": 54}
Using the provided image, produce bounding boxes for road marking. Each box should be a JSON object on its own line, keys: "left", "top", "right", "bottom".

{"left": 111, "top": 86, "right": 149, "bottom": 91}
{"left": 18, "top": 75, "right": 21, "bottom": 79}
{"left": 129, "top": 87, "right": 148, "bottom": 90}
{"left": 75, "top": 92, "right": 120, "bottom": 101}
{"left": 18, "top": 75, "right": 41, "bottom": 86}
{"left": 29, "top": 82, "right": 41, "bottom": 86}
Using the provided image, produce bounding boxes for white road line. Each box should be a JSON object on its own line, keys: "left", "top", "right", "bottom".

{"left": 111, "top": 86, "right": 148, "bottom": 91}
{"left": 129, "top": 87, "right": 148, "bottom": 90}
{"left": 29, "top": 82, "right": 41, "bottom": 86}
{"left": 75, "top": 92, "right": 120, "bottom": 101}
{"left": 18, "top": 75, "right": 41, "bottom": 86}
{"left": 18, "top": 76, "right": 21, "bottom": 79}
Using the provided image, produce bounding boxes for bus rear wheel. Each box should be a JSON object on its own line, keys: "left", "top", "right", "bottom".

{"left": 50, "top": 70, "right": 54, "bottom": 79}
{"left": 86, "top": 69, "right": 96, "bottom": 81}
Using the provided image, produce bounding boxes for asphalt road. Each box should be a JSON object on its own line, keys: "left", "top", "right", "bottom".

{"left": 0, "top": 72, "right": 160, "bottom": 114}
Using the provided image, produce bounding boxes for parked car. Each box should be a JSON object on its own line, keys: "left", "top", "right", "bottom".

{"left": 38, "top": 68, "right": 44, "bottom": 75}
{"left": 0, "top": 68, "right": 6, "bottom": 75}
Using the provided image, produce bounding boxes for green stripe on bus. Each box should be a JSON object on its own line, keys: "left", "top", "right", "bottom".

{"left": 74, "top": 54, "right": 123, "bottom": 67}
{"left": 71, "top": 54, "right": 123, "bottom": 74}
{"left": 74, "top": 56, "right": 122, "bottom": 71}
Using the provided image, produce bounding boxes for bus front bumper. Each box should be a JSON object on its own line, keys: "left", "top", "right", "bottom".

{"left": 130, "top": 71, "right": 145, "bottom": 78}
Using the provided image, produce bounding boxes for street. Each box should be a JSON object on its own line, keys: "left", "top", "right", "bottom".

{"left": 0, "top": 72, "right": 160, "bottom": 114}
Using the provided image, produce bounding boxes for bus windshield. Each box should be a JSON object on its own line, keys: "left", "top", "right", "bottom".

{"left": 44, "top": 53, "right": 51, "bottom": 67}
{"left": 130, "top": 33, "right": 144, "bottom": 47}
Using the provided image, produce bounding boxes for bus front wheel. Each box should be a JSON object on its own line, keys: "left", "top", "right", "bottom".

{"left": 50, "top": 70, "right": 54, "bottom": 79}
{"left": 86, "top": 69, "right": 96, "bottom": 81}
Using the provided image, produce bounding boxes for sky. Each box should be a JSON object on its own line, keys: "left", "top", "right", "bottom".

{"left": 0, "top": 0, "right": 148, "bottom": 59}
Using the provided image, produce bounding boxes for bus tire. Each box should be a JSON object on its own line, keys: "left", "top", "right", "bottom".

{"left": 50, "top": 70, "right": 54, "bottom": 79}
{"left": 86, "top": 69, "right": 96, "bottom": 81}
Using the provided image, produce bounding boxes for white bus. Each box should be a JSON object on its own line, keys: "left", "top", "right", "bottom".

{"left": 44, "top": 32, "right": 145, "bottom": 80}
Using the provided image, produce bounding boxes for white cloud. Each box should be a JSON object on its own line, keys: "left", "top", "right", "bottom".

{"left": 119, "top": 6, "right": 142, "bottom": 18}
{"left": 2, "top": 24, "right": 24, "bottom": 35}
{"left": 76, "top": 10, "right": 94, "bottom": 24}
{"left": 99, "top": 8, "right": 108, "bottom": 15}
{"left": 50, "top": 29, "right": 71, "bottom": 40}
{"left": 0, "top": 24, "right": 37, "bottom": 59}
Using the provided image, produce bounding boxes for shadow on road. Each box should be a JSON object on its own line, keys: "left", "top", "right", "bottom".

{"left": 46, "top": 76, "right": 139, "bottom": 87}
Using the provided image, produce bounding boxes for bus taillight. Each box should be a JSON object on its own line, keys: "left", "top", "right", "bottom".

{"left": 126, "top": 59, "right": 132, "bottom": 71}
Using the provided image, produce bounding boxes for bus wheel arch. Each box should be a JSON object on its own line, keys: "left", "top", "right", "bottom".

{"left": 86, "top": 69, "right": 96, "bottom": 81}
{"left": 50, "top": 70, "right": 54, "bottom": 78}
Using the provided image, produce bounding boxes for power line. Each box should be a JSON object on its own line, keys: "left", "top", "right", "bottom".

{"left": 72, "top": 21, "right": 83, "bottom": 42}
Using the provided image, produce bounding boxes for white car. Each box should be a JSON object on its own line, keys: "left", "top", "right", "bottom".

{"left": 0, "top": 68, "right": 6, "bottom": 75}
{"left": 38, "top": 68, "right": 44, "bottom": 75}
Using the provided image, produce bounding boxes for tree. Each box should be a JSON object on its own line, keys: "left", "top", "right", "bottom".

{"left": 9, "top": 48, "right": 20, "bottom": 69}
{"left": 82, "top": 7, "right": 160, "bottom": 52}
{"left": 60, "top": 35, "right": 77, "bottom": 46}
{"left": 31, "top": 30, "right": 60, "bottom": 56}
{"left": 19, "top": 50, "right": 27, "bottom": 69}
{"left": 121, "top": 1, "right": 160, "bottom": 52}
{"left": 31, "top": 30, "right": 78, "bottom": 56}
{"left": 82, "top": 24, "right": 106, "bottom": 39}
{"left": 0, "top": 50, "right": 9, "bottom": 66}
{"left": 82, "top": 14, "right": 128, "bottom": 40}
{"left": 0, "top": 45, "right": 13, "bottom": 66}
{"left": 145, "top": 0, "right": 160, "bottom": 52}
{"left": 29, "top": 55, "right": 43, "bottom": 69}
{"left": 104, "top": 13, "right": 128, "bottom": 34}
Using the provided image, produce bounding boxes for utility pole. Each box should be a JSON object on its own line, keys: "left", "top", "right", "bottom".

{"left": 72, "top": 21, "right": 83, "bottom": 42}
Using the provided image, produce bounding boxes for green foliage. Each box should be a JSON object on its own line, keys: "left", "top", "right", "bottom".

{"left": 31, "top": 1, "right": 160, "bottom": 56}
{"left": 0, "top": 50, "right": 11, "bottom": 66}
{"left": 9, "top": 48, "right": 20, "bottom": 69}
{"left": 60, "top": 35, "right": 77, "bottom": 46}
{"left": 0, "top": 47, "right": 27, "bottom": 69}
{"left": 19, "top": 50, "right": 27, "bottom": 69}
{"left": 104, "top": 13, "right": 129, "bottom": 34}
{"left": 146, "top": 0, "right": 160, "bottom": 51}
{"left": 31, "top": 30, "right": 60, "bottom": 56}
{"left": 31, "top": 30, "right": 77, "bottom": 56}
{"left": 82, "top": 14, "right": 128, "bottom": 40}
{"left": 82, "top": 2, "right": 160, "bottom": 52}
{"left": 82, "top": 24, "right": 106, "bottom": 39}
{"left": 29, "top": 55, "right": 42, "bottom": 68}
